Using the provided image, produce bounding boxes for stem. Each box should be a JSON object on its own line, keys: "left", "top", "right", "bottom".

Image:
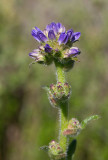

{"left": 55, "top": 61, "right": 65, "bottom": 83}
{"left": 59, "top": 101, "right": 68, "bottom": 151}
{"left": 54, "top": 61, "right": 69, "bottom": 153}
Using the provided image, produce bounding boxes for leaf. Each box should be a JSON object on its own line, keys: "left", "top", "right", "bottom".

{"left": 66, "top": 139, "right": 77, "bottom": 160}
{"left": 81, "top": 115, "right": 100, "bottom": 129}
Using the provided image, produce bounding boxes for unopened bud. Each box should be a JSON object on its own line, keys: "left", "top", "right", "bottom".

{"left": 48, "top": 141, "right": 65, "bottom": 159}
{"left": 63, "top": 118, "right": 82, "bottom": 136}
{"left": 29, "top": 49, "right": 45, "bottom": 62}
{"left": 48, "top": 82, "right": 71, "bottom": 107}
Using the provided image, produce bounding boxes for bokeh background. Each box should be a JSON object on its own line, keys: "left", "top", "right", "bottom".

{"left": 0, "top": 0, "right": 108, "bottom": 160}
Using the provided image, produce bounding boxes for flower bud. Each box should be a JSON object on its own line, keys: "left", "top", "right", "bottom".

{"left": 63, "top": 118, "right": 82, "bottom": 136}
{"left": 64, "top": 47, "right": 80, "bottom": 58}
{"left": 48, "top": 82, "right": 71, "bottom": 107}
{"left": 48, "top": 141, "right": 65, "bottom": 160}
{"left": 29, "top": 49, "right": 45, "bottom": 63}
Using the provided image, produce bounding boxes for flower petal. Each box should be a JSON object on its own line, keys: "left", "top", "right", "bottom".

{"left": 31, "top": 29, "right": 41, "bottom": 42}
{"left": 67, "top": 29, "right": 73, "bottom": 40}
{"left": 56, "top": 23, "right": 65, "bottom": 33}
{"left": 58, "top": 32, "right": 69, "bottom": 45}
{"left": 48, "top": 30, "right": 56, "bottom": 40}
{"left": 68, "top": 47, "right": 80, "bottom": 57}
{"left": 71, "top": 32, "right": 81, "bottom": 42}
{"left": 46, "top": 22, "right": 58, "bottom": 34}
{"left": 29, "top": 49, "right": 40, "bottom": 59}
{"left": 51, "top": 22, "right": 58, "bottom": 34}
{"left": 37, "top": 31, "right": 48, "bottom": 42}
{"left": 35, "top": 27, "right": 41, "bottom": 32}
{"left": 44, "top": 44, "right": 52, "bottom": 53}
{"left": 29, "top": 49, "right": 44, "bottom": 61}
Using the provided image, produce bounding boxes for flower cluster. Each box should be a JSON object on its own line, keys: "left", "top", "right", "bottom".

{"left": 63, "top": 118, "right": 82, "bottom": 137}
{"left": 48, "top": 82, "right": 71, "bottom": 108}
{"left": 48, "top": 140, "right": 65, "bottom": 159}
{"left": 29, "top": 22, "right": 81, "bottom": 70}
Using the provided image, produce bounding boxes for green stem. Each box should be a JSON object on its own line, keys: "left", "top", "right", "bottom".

{"left": 59, "top": 101, "right": 69, "bottom": 151}
{"left": 54, "top": 61, "right": 69, "bottom": 153}
{"left": 55, "top": 61, "right": 65, "bottom": 83}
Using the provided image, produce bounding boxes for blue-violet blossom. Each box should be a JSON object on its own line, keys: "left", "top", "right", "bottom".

{"left": 29, "top": 22, "right": 81, "bottom": 66}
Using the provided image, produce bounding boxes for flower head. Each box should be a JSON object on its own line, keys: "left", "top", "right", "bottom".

{"left": 63, "top": 118, "right": 82, "bottom": 137}
{"left": 29, "top": 22, "right": 81, "bottom": 69}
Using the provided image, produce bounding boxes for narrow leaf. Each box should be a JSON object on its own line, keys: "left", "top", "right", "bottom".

{"left": 81, "top": 115, "right": 100, "bottom": 129}
{"left": 66, "top": 139, "right": 77, "bottom": 160}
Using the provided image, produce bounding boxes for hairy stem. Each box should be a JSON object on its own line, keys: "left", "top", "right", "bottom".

{"left": 59, "top": 101, "right": 68, "bottom": 151}
{"left": 55, "top": 61, "right": 69, "bottom": 153}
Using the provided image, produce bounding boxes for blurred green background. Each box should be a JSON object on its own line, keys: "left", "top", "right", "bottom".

{"left": 0, "top": 0, "right": 108, "bottom": 159}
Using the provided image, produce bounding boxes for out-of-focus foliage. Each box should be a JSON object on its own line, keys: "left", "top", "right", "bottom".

{"left": 0, "top": 0, "right": 108, "bottom": 160}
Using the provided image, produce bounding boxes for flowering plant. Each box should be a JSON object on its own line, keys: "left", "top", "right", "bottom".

{"left": 29, "top": 22, "right": 99, "bottom": 160}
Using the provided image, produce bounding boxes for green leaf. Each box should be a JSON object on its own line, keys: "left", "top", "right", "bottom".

{"left": 81, "top": 115, "right": 100, "bottom": 129}
{"left": 66, "top": 139, "right": 77, "bottom": 160}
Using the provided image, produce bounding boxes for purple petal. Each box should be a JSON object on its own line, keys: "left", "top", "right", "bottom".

{"left": 58, "top": 32, "right": 66, "bottom": 45}
{"left": 68, "top": 47, "right": 80, "bottom": 57}
{"left": 46, "top": 24, "right": 52, "bottom": 31}
{"left": 67, "top": 29, "right": 73, "bottom": 40}
{"left": 31, "top": 29, "right": 41, "bottom": 42}
{"left": 51, "top": 22, "right": 58, "bottom": 34}
{"left": 44, "top": 44, "right": 52, "bottom": 53}
{"left": 35, "top": 27, "right": 41, "bottom": 32}
{"left": 29, "top": 49, "right": 40, "bottom": 59}
{"left": 63, "top": 34, "right": 69, "bottom": 44}
{"left": 46, "top": 22, "right": 58, "bottom": 34}
{"left": 31, "top": 27, "right": 48, "bottom": 43}
{"left": 29, "top": 49, "right": 44, "bottom": 61}
{"left": 71, "top": 32, "right": 81, "bottom": 42}
{"left": 48, "top": 30, "right": 56, "bottom": 40}
{"left": 58, "top": 32, "right": 68, "bottom": 45}
{"left": 56, "top": 23, "right": 65, "bottom": 33}
{"left": 37, "top": 31, "right": 48, "bottom": 42}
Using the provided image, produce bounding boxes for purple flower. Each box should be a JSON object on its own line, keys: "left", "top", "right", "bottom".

{"left": 58, "top": 32, "right": 69, "bottom": 45}
{"left": 31, "top": 27, "right": 48, "bottom": 43}
{"left": 29, "top": 49, "right": 44, "bottom": 61}
{"left": 67, "top": 29, "right": 73, "bottom": 40}
{"left": 56, "top": 23, "right": 65, "bottom": 33}
{"left": 46, "top": 22, "right": 58, "bottom": 34}
{"left": 48, "top": 30, "right": 56, "bottom": 40}
{"left": 44, "top": 44, "right": 52, "bottom": 53}
{"left": 68, "top": 47, "right": 80, "bottom": 57}
{"left": 71, "top": 32, "right": 81, "bottom": 42}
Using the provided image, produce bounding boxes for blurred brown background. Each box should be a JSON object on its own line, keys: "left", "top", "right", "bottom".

{"left": 0, "top": 0, "right": 108, "bottom": 160}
